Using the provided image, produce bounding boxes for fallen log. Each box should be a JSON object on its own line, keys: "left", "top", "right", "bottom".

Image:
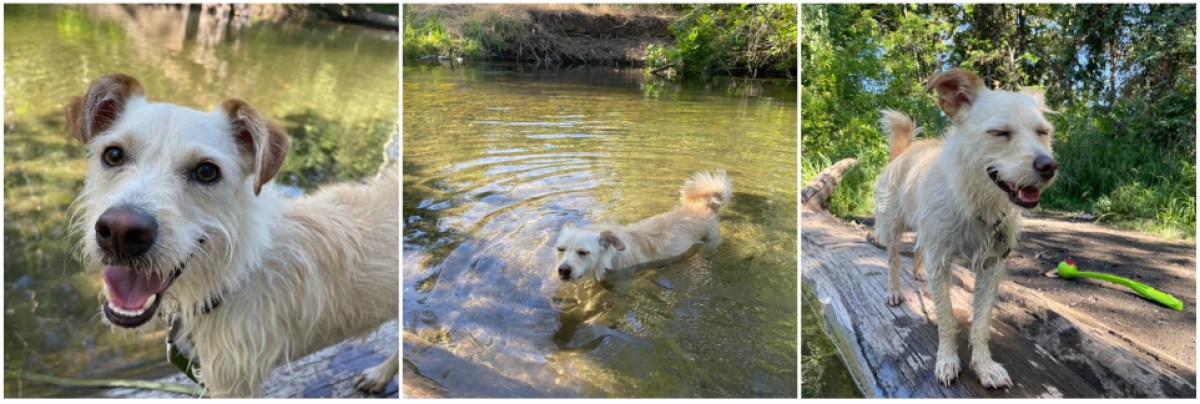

{"left": 801, "top": 158, "right": 1195, "bottom": 398}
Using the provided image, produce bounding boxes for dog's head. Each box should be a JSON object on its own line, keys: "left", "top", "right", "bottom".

{"left": 65, "top": 74, "right": 290, "bottom": 329}
{"left": 928, "top": 68, "right": 1058, "bottom": 209}
{"left": 552, "top": 222, "right": 624, "bottom": 281}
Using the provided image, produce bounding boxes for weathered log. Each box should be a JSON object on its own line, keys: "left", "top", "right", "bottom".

{"left": 105, "top": 321, "right": 398, "bottom": 398}
{"left": 801, "top": 161, "right": 1195, "bottom": 398}
{"left": 801, "top": 158, "right": 857, "bottom": 212}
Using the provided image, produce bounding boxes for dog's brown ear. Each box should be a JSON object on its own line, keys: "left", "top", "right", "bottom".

{"left": 221, "top": 99, "right": 291, "bottom": 196}
{"left": 926, "top": 68, "right": 985, "bottom": 119}
{"left": 64, "top": 74, "right": 144, "bottom": 144}
{"left": 599, "top": 230, "right": 625, "bottom": 251}
{"left": 1021, "top": 87, "right": 1047, "bottom": 107}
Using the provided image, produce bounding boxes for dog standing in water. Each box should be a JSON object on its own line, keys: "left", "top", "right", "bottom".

{"left": 874, "top": 69, "right": 1058, "bottom": 388}
{"left": 553, "top": 171, "right": 732, "bottom": 282}
{"left": 66, "top": 74, "right": 399, "bottom": 397}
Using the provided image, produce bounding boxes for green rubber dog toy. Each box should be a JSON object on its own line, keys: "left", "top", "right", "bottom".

{"left": 1057, "top": 258, "right": 1183, "bottom": 311}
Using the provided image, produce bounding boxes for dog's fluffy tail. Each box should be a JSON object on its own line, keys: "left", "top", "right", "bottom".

{"left": 880, "top": 109, "right": 920, "bottom": 162}
{"left": 681, "top": 170, "right": 733, "bottom": 214}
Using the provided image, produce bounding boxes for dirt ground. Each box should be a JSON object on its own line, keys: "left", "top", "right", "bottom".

{"left": 857, "top": 211, "right": 1196, "bottom": 367}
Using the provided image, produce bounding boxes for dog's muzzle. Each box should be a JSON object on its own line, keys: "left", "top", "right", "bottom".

{"left": 558, "top": 264, "right": 573, "bottom": 281}
{"left": 96, "top": 207, "right": 157, "bottom": 259}
{"left": 987, "top": 155, "right": 1057, "bottom": 209}
{"left": 94, "top": 206, "right": 179, "bottom": 328}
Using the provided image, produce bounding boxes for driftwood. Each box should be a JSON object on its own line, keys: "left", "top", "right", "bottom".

{"left": 104, "top": 321, "right": 398, "bottom": 398}
{"left": 801, "top": 158, "right": 1195, "bottom": 398}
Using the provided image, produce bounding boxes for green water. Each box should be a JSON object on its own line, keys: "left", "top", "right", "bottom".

{"left": 403, "top": 63, "right": 797, "bottom": 397}
{"left": 3, "top": 5, "right": 397, "bottom": 397}
{"left": 801, "top": 286, "right": 863, "bottom": 398}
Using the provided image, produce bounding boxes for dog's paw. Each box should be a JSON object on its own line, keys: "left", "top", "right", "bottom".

{"left": 972, "top": 359, "right": 1012, "bottom": 389}
{"left": 885, "top": 292, "right": 906, "bottom": 307}
{"left": 354, "top": 362, "right": 397, "bottom": 394}
{"left": 912, "top": 268, "right": 925, "bottom": 282}
{"left": 934, "top": 356, "right": 961, "bottom": 386}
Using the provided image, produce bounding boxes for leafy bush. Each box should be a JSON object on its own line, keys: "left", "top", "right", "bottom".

{"left": 803, "top": 4, "right": 1196, "bottom": 238}
{"left": 647, "top": 4, "right": 797, "bottom": 79}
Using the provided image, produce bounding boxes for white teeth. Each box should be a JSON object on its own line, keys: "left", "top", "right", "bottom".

{"left": 145, "top": 294, "right": 156, "bottom": 308}
{"left": 106, "top": 301, "right": 147, "bottom": 317}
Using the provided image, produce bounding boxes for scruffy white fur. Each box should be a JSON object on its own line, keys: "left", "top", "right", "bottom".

{"left": 553, "top": 171, "right": 732, "bottom": 281}
{"left": 874, "top": 69, "right": 1058, "bottom": 389}
{"left": 66, "top": 74, "right": 398, "bottom": 397}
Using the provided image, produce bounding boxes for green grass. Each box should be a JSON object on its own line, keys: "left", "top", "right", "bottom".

{"left": 806, "top": 111, "right": 1196, "bottom": 240}
{"left": 402, "top": 7, "right": 525, "bottom": 60}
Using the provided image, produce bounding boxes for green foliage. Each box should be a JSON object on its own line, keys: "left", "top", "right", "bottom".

{"left": 803, "top": 4, "right": 1196, "bottom": 238}
{"left": 647, "top": 4, "right": 797, "bottom": 79}
{"left": 402, "top": 8, "right": 525, "bottom": 60}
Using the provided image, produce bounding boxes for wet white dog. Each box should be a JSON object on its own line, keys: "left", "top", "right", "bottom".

{"left": 66, "top": 74, "right": 399, "bottom": 397}
{"left": 874, "top": 68, "right": 1058, "bottom": 389}
{"left": 553, "top": 171, "right": 732, "bottom": 282}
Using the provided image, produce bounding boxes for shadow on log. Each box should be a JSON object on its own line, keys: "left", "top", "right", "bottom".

{"left": 801, "top": 158, "right": 1196, "bottom": 398}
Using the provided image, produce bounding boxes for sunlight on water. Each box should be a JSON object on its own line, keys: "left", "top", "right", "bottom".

{"left": 403, "top": 63, "right": 797, "bottom": 397}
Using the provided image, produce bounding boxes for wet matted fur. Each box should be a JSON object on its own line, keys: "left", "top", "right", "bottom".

{"left": 66, "top": 74, "right": 399, "bottom": 397}
{"left": 873, "top": 68, "right": 1058, "bottom": 389}
{"left": 553, "top": 171, "right": 732, "bottom": 282}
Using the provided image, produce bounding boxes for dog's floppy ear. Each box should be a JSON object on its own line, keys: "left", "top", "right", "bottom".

{"left": 1021, "top": 87, "right": 1047, "bottom": 107}
{"left": 599, "top": 230, "right": 625, "bottom": 251}
{"left": 221, "top": 99, "right": 291, "bottom": 196}
{"left": 64, "top": 74, "right": 144, "bottom": 144}
{"left": 926, "top": 68, "right": 985, "bottom": 119}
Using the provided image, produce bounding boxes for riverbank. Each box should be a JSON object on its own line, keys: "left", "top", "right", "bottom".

{"left": 403, "top": 4, "right": 675, "bottom": 67}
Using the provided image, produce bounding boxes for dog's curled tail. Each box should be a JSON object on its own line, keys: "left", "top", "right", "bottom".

{"left": 880, "top": 109, "right": 920, "bottom": 162}
{"left": 681, "top": 170, "right": 733, "bottom": 214}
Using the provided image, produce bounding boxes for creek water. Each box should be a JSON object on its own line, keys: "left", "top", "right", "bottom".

{"left": 4, "top": 5, "right": 397, "bottom": 397}
{"left": 403, "top": 63, "right": 797, "bottom": 397}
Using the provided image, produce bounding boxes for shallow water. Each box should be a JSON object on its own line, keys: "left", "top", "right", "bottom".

{"left": 403, "top": 63, "right": 797, "bottom": 397}
{"left": 800, "top": 286, "right": 863, "bottom": 397}
{"left": 3, "top": 5, "right": 397, "bottom": 397}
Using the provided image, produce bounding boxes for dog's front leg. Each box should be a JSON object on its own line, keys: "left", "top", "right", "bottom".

{"left": 968, "top": 260, "right": 1011, "bottom": 389}
{"left": 928, "top": 255, "right": 961, "bottom": 386}
{"left": 355, "top": 349, "right": 399, "bottom": 394}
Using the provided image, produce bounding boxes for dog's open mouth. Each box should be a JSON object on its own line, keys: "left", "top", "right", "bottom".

{"left": 102, "top": 265, "right": 181, "bottom": 328}
{"left": 987, "top": 168, "right": 1041, "bottom": 209}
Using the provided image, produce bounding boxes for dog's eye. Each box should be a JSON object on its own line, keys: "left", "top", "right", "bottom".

{"left": 556, "top": 247, "right": 565, "bottom": 253}
{"left": 102, "top": 146, "right": 125, "bottom": 167}
{"left": 577, "top": 250, "right": 589, "bottom": 256}
{"left": 193, "top": 163, "right": 221, "bottom": 183}
{"left": 1036, "top": 129, "right": 1050, "bottom": 137}
{"left": 988, "top": 130, "right": 1011, "bottom": 138}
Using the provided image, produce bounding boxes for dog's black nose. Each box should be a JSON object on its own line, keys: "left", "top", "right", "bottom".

{"left": 1033, "top": 155, "right": 1057, "bottom": 180}
{"left": 95, "top": 207, "right": 157, "bottom": 258}
{"left": 558, "top": 265, "right": 572, "bottom": 280}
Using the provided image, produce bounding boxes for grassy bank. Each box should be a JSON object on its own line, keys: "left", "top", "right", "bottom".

{"left": 402, "top": 4, "right": 797, "bottom": 80}
{"left": 403, "top": 4, "right": 675, "bottom": 65}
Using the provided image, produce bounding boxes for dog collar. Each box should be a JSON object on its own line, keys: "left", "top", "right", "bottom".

{"left": 167, "top": 319, "right": 203, "bottom": 386}
{"left": 977, "top": 212, "right": 1011, "bottom": 258}
{"left": 164, "top": 290, "right": 225, "bottom": 387}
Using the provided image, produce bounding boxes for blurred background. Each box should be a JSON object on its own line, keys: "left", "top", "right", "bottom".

{"left": 3, "top": 4, "right": 398, "bottom": 397}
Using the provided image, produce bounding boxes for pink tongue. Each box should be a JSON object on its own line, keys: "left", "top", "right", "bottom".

{"left": 103, "top": 265, "right": 170, "bottom": 310}
{"left": 1018, "top": 186, "right": 1041, "bottom": 203}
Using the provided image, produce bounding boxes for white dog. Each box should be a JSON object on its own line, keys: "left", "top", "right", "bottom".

{"left": 874, "top": 68, "right": 1058, "bottom": 389}
{"left": 65, "top": 74, "right": 399, "bottom": 397}
{"left": 553, "top": 171, "right": 732, "bottom": 282}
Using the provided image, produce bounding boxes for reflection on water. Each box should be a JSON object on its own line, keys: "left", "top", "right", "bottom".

{"left": 801, "top": 286, "right": 863, "bottom": 397}
{"left": 4, "top": 5, "right": 397, "bottom": 397}
{"left": 403, "top": 63, "right": 797, "bottom": 397}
